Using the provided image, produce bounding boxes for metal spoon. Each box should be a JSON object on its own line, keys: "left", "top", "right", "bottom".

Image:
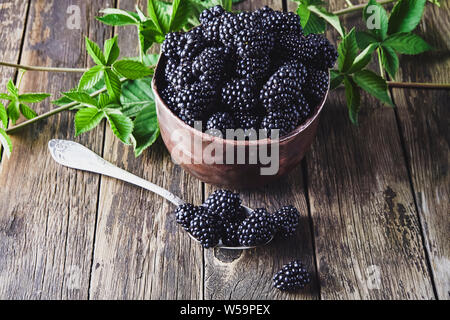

{"left": 48, "top": 139, "right": 273, "bottom": 250}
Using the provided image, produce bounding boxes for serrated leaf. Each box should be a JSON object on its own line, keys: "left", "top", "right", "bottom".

{"left": 78, "top": 65, "right": 104, "bottom": 91}
{"left": 308, "top": 5, "right": 344, "bottom": 37}
{"left": 97, "top": 93, "right": 112, "bottom": 109}
{"left": 344, "top": 76, "right": 361, "bottom": 125}
{"left": 348, "top": 43, "right": 378, "bottom": 74}
{"left": 7, "top": 100, "right": 20, "bottom": 125}
{"left": 19, "top": 103, "right": 37, "bottom": 119}
{"left": 104, "top": 36, "right": 120, "bottom": 65}
{"left": 338, "top": 28, "right": 358, "bottom": 73}
{"left": 169, "top": 0, "right": 192, "bottom": 32}
{"left": 7, "top": 79, "right": 18, "bottom": 97}
{"left": 330, "top": 70, "right": 344, "bottom": 90}
{"left": 97, "top": 9, "right": 139, "bottom": 26}
{"left": 297, "top": 3, "right": 311, "bottom": 29}
{"left": 112, "top": 60, "right": 152, "bottom": 80}
{"left": 104, "top": 68, "right": 122, "bottom": 102}
{"left": 106, "top": 112, "right": 134, "bottom": 144}
{"left": 18, "top": 93, "right": 50, "bottom": 103}
{"left": 363, "top": 0, "right": 389, "bottom": 41}
{"left": 75, "top": 107, "right": 105, "bottom": 136}
{"left": 62, "top": 91, "right": 98, "bottom": 108}
{"left": 120, "top": 77, "right": 155, "bottom": 117}
{"left": 383, "top": 33, "right": 432, "bottom": 55}
{"left": 353, "top": 69, "right": 394, "bottom": 107}
{"left": 131, "top": 103, "right": 159, "bottom": 157}
{"left": 147, "top": 0, "right": 169, "bottom": 34}
{"left": 0, "top": 127, "right": 12, "bottom": 158}
{"left": 303, "top": 10, "right": 326, "bottom": 35}
{"left": 0, "top": 102, "right": 7, "bottom": 128}
{"left": 85, "top": 37, "right": 106, "bottom": 66}
{"left": 388, "top": 0, "right": 426, "bottom": 35}
{"left": 0, "top": 93, "right": 13, "bottom": 101}
{"left": 356, "top": 31, "right": 379, "bottom": 49}
{"left": 380, "top": 45, "right": 399, "bottom": 79}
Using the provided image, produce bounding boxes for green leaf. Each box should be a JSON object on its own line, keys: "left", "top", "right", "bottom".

{"left": 112, "top": 59, "right": 152, "bottom": 80}
{"left": 330, "top": 70, "right": 344, "bottom": 90}
{"left": 338, "top": 28, "right": 358, "bottom": 73}
{"left": 388, "top": 0, "right": 426, "bottom": 34}
{"left": 303, "top": 9, "right": 326, "bottom": 35}
{"left": 97, "top": 93, "right": 112, "bottom": 109}
{"left": 7, "top": 100, "right": 20, "bottom": 124}
{"left": 308, "top": 5, "right": 344, "bottom": 37}
{"left": 18, "top": 93, "right": 50, "bottom": 103}
{"left": 75, "top": 107, "right": 105, "bottom": 136}
{"left": 19, "top": 103, "right": 37, "bottom": 119}
{"left": 104, "top": 36, "right": 120, "bottom": 65}
{"left": 383, "top": 33, "right": 432, "bottom": 55}
{"left": 353, "top": 69, "right": 394, "bottom": 107}
{"left": 363, "top": 0, "right": 389, "bottom": 41}
{"left": 348, "top": 43, "right": 378, "bottom": 74}
{"left": 356, "top": 31, "right": 379, "bottom": 49}
{"left": 297, "top": 3, "right": 311, "bottom": 29}
{"left": 120, "top": 78, "right": 155, "bottom": 117}
{"left": 97, "top": 9, "right": 140, "bottom": 26}
{"left": 7, "top": 79, "right": 18, "bottom": 97}
{"left": 344, "top": 76, "right": 361, "bottom": 125}
{"left": 85, "top": 37, "right": 106, "bottom": 66}
{"left": 147, "top": 0, "right": 170, "bottom": 34}
{"left": 0, "top": 93, "right": 13, "bottom": 101}
{"left": 62, "top": 91, "right": 98, "bottom": 108}
{"left": 78, "top": 65, "right": 104, "bottom": 91}
{"left": 0, "top": 127, "right": 12, "bottom": 158}
{"left": 0, "top": 102, "right": 7, "bottom": 128}
{"left": 169, "top": 0, "right": 192, "bottom": 32}
{"left": 131, "top": 103, "right": 159, "bottom": 157}
{"left": 106, "top": 111, "right": 134, "bottom": 144}
{"left": 104, "top": 68, "right": 122, "bottom": 101}
{"left": 380, "top": 45, "right": 399, "bottom": 79}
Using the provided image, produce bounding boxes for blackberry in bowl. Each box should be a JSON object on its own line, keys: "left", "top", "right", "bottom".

{"left": 152, "top": 6, "right": 336, "bottom": 188}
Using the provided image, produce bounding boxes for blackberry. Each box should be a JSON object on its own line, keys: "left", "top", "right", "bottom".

{"left": 162, "top": 85, "right": 179, "bottom": 113}
{"left": 167, "top": 60, "right": 195, "bottom": 90}
{"left": 192, "top": 47, "right": 227, "bottom": 85}
{"left": 180, "top": 28, "right": 206, "bottom": 61}
{"left": 236, "top": 55, "right": 270, "bottom": 82}
{"left": 219, "top": 12, "right": 240, "bottom": 48}
{"left": 175, "top": 82, "right": 217, "bottom": 126}
{"left": 222, "top": 78, "right": 258, "bottom": 112}
{"left": 221, "top": 221, "right": 241, "bottom": 246}
{"left": 164, "top": 57, "right": 178, "bottom": 81}
{"left": 298, "top": 34, "right": 338, "bottom": 69}
{"left": 189, "top": 206, "right": 222, "bottom": 248}
{"left": 161, "top": 32, "right": 185, "bottom": 59}
{"left": 282, "top": 105, "right": 302, "bottom": 133}
{"left": 305, "top": 68, "right": 329, "bottom": 105}
{"left": 199, "top": 5, "right": 225, "bottom": 24}
{"left": 273, "top": 260, "right": 311, "bottom": 291}
{"left": 237, "top": 208, "right": 275, "bottom": 247}
{"left": 235, "top": 28, "right": 275, "bottom": 58}
{"left": 259, "top": 61, "right": 307, "bottom": 112}
{"left": 203, "top": 189, "right": 242, "bottom": 221}
{"left": 206, "top": 112, "right": 236, "bottom": 137}
{"left": 273, "top": 205, "right": 300, "bottom": 238}
{"left": 260, "top": 111, "right": 289, "bottom": 138}
{"left": 174, "top": 203, "right": 198, "bottom": 231}
{"left": 234, "top": 111, "right": 260, "bottom": 130}
{"left": 261, "top": 10, "right": 302, "bottom": 36}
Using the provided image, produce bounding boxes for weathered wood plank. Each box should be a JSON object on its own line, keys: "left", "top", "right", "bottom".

{"left": 0, "top": 0, "right": 112, "bottom": 299}
{"left": 204, "top": 0, "right": 318, "bottom": 300}
{"left": 303, "top": 0, "right": 435, "bottom": 299}
{"left": 88, "top": 0, "right": 204, "bottom": 299}
{"left": 391, "top": 1, "right": 450, "bottom": 300}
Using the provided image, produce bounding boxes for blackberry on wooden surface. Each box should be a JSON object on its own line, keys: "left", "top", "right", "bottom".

{"left": 273, "top": 260, "right": 311, "bottom": 291}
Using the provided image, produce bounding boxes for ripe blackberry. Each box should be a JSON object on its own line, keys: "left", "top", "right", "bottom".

{"left": 161, "top": 32, "right": 185, "bottom": 59}
{"left": 203, "top": 189, "right": 242, "bottom": 221}
{"left": 234, "top": 111, "right": 260, "bottom": 130}
{"left": 206, "top": 112, "right": 236, "bottom": 137}
{"left": 175, "top": 82, "right": 216, "bottom": 126}
{"left": 237, "top": 208, "right": 275, "bottom": 246}
{"left": 221, "top": 221, "right": 241, "bottom": 247}
{"left": 283, "top": 105, "right": 302, "bottom": 133}
{"left": 167, "top": 60, "right": 195, "bottom": 90}
{"left": 221, "top": 78, "right": 258, "bottom": 112}
{"left": 236, "top": 55, "right": 270, "bottom": 82}
{"left": 180, "top": 28, "right": 206, "bottom": 61}
{"left": 273, "top": 205, "right": 300, "bottom": 238}
{"left": 162, "top": 85, "right": 179, "bottom": 113}
{"left": 199, "top": 5, "right": 225, "bottom": 24}
{"left": 192, "top": 47, "right": 227, "bottom": 85}
{"left": 174, "top": 203, "right": 198, "bottom": 231}
{"left": 298, "top": 34, "right": 338, "bottom": 69}
{"left": 305, "top": 68, "right": 329, "bottom": 104}
{"left": 164, "top": 57, "right": 178, "bottom": 80}
{"left": 273, "top": 260, "right": 311, "bottom": 291}
{"left": 260, "top": 111, "right": 289, "bottom": 138}
{"left": 259, "top": 61, "right": 308, "bottom": 112}
{"left": 235, "top": 28, "right": 275, "bottom": 58}
{"left": 189, "top": 206, "right": 222, "bottom": 248}
{"left": 218, "top": 12, "right": 240, "bottom": 48}
{"left": 261, "top": 10, "right": 302, "bottom": 36}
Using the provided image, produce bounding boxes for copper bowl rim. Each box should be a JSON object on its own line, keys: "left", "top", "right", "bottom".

{"left": 151, "top": 54, "right": 330, "bottom": 147}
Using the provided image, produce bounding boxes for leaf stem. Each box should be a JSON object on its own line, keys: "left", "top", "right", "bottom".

{"left": 6, "top": 78, "right": 127, "bottom": 134}
{"left": 387, "top": 81, "right": 450, "bottom": 89}
{"left": 0, "top": 61, "right": 87, "bottom": 73}
{"left": 333, "top": 0, "right": 397, "bottom": 16}
{"left": 377, "top": 48, "right": 385, "bottom": 79}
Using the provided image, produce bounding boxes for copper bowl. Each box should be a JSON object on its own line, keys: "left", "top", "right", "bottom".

{"left": 151, "top": 55, "right": 329, "bottom": 188}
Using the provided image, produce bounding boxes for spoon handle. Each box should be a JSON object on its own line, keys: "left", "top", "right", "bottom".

{"left": 48, "top": 139, "right": 185, "bottom": 206}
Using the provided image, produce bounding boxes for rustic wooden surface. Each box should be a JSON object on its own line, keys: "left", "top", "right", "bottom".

{"left": 0, "top": 0, "right": 448, "bottom": 300}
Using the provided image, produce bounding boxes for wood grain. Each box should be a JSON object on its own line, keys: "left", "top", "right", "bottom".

{"left": 391, "top": 1, "right": 450, "bottom": 300}
{"left": 302, "top": 0, "right": 435, "bottom": 299}
{"left": 204, "top": 0, "right": 318, "bottom": 300}
{"left": 0, "top": 0, "right": 112, "bottom": 299}
{"left": 88, "top": 0, "right": 204, "bottom": 299}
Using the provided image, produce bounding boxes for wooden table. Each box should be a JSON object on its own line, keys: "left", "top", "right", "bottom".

{"left": 0, "top": 0, "right": 448, "bottom": 300}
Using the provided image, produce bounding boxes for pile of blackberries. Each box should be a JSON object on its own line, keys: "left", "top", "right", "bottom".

{"left": 160, "top": 6, "right": 337, "bottom": 138}
{"left": 174, "top": 189, "right": 301, "bottom": 248}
